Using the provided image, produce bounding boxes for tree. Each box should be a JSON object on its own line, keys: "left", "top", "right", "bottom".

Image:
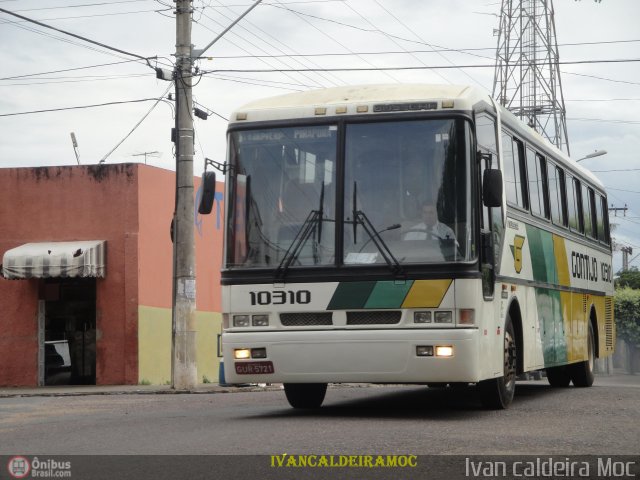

{"left": 615, "top": 266, "right": 640, "bottom": 289}
{"left": 614, "top": 287, "right": 640, "bottom": 374}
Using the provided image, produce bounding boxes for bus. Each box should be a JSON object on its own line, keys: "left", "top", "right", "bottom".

{"left": 210, "top": 84, "right": 615, "bottom": 409}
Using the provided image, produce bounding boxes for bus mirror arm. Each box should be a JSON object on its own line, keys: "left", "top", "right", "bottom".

{"left": 480, "top": 230, "right": 494, "bottom": 266}
{"left": 482, "top": 169, "right": 503, "bottom": 208}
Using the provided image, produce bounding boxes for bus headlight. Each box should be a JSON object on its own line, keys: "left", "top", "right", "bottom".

{"left": 252, "top": 315, "right": 269, "bottom": 326}
{"left": 414, "top": 311, "right": 432, "bottom": 323}
{"left": 234, "top": 348, "right": 251, "bottom": 359}
{"left": 435, "top": 346, "right": 454, "bottom": 357}
{"left": 251, "top": 348, "right": 267, "bottom": 359}
{"left": 233, "top": 315, "right": 250, "bottom": 327}
{"left": 434, "top": 311, "right": 453, "bottom": 324}
{"left": 416, "top": 345, "right": 434, "bottom": 356}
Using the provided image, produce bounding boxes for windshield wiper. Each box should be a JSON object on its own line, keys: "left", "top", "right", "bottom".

{"left": 274, "top": 183, "right": 325, "bottom": 280}
{"left": 353, "top": 209, "right": 404, "bottom": 277}
{"left": 350, "top": 180, "right": 403, "bottom": 277}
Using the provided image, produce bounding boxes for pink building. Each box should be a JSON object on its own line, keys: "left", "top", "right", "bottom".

{"left": 0, "top": 164, "right": 223, "bottom": 387}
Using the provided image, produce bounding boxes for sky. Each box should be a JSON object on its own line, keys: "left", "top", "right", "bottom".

{"left": 1, "top": 0, "right": 639, "bottom": 271}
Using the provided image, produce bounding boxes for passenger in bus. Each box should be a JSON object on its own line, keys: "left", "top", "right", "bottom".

{"left": 404, "top": 202, "right": 457, "bottom": 245}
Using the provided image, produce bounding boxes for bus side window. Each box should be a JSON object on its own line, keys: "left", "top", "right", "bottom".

{"left": 567, "top": 175, "right": 583, "bottom": 233}
{"left": 526, "top": 148, "right": 548, "bottom": 218}
{"left": 502, "top": 133, "right": 526, "bottom": 209}
{"left": 598, "top": 195, "right": 611, "bottom": 245}
{"left": 583, "top": 185, "right": 597, "bottom": 239}
{"left": 475, "top": 113, "right": 498, "bottom": 231}
{"left": 548, "top": 162, "right": 567, "bottom": 227}
{"left": 476, "top": 113, "right": 498, "bottom": 154}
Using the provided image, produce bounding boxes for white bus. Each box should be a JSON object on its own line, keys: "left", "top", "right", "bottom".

{"left": 210, "top": 84, "right": 615, "bottom": 409}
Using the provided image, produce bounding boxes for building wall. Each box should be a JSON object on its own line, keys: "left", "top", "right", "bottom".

{"left": 135, "top": 166, "right": 224, "bottom": 385}
{"left": 0, "top": 165, "right": 139, "bottom": 386}
{"left": 0, "top": 164, "right": 224, "bottom": 387}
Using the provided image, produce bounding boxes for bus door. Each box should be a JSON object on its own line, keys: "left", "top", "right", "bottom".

{"left": 475, "top": 113, "right": 503, "bottom": 299}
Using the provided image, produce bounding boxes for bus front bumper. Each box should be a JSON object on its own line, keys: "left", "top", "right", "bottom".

{"left": 222, "top": 328, "right": 482, "bottom": 385}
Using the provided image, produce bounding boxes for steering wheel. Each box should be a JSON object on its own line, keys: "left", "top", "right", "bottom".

{"left": 403, "top": 228, "right": 440, "bottom": 241}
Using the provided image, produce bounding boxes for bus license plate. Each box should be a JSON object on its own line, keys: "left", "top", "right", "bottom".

{"left": 235, "top": 361, "right": 274, "bottom": 375}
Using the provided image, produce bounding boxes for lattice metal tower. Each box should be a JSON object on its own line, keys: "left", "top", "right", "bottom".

{"left": 493, "top": 0, "right": 570, "bottom": 155}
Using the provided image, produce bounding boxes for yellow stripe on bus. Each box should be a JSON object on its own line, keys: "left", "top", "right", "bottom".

{"left": 553, "top": 235, "right": 571, "bottom": 287}
{"left": 401, "top": 279, "right": 453, "bottom": 308}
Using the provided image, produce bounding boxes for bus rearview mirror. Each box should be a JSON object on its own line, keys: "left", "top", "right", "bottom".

{"left": 483, "top": 169, "right": 503, "bottom": 208}
{"left": 198, "top": 171, "right": 217, "bottom": 215}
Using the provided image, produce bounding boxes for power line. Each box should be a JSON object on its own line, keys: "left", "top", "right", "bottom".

{"left": 342, "top": 1, "right": 452, "bottom": 84}
{"left": 0, "top": 73, "right": 152, "bottom": 87}
{"left": 270, "top": 0, "right": 402, "bottom": 84}
{"left": 0, "top": 98, "right": 170, "bottom": 117}
{"left": 194, "top": 13, "right": 327, "bottom": 90}
{"left": 13, "top": 0, "right": 151, "bottom": 12}
{"left": 568, "top": 117, "right": 640, "bottom": 125}
{"left": 562, "top": 71, "right": 640, "bottom": 86}
{"left": 566, "top": 98, "right": 640, "bottom": 102}
{"left": 209, "top": 0, "right": 343, "bottom": 87}
{"left": 0, "top": 8, "right": 169, "bottom": 24}
{"left": 201, "top": 57, "right": 640, "bottom": 74}
{"left": 0, "top": 59, "right": 153, "bottom": 81}
{"left": 201, "top": 38, "right": 640, "bottom": 59}
{"left": 99, "top": 83, "right": 174, "bottom": 163}
{"left": 0, "top": 6, "right": 154, "bottom": 66}
{"left": 374, "top": 0, "right": 485, "bottom": 87}
{"left": 267, "top": 3, "right": 493, "bottom": 63}
{"left": 199, "top": 5, "right": 334, "bottom": 88}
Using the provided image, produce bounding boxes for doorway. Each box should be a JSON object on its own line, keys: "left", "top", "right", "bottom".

{"left": 42, "top": 278, "right": 96, "bottom": 385}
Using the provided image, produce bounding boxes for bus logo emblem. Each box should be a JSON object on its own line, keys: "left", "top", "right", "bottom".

{"left": 511, "top": 235, "right": 526, "bottom": 273}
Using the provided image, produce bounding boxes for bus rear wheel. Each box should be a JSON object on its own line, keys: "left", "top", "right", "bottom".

{"left": 569, "top": 323, "right": 595, "bottom": 387}
{"left": 284, "top": 383, "right": 327, "bottom": 409}
{"left": 546, "top": 366, "right": 571, "bottom": 387}
{"left": 479, "top": 317, "right": 517, "bottom": 409}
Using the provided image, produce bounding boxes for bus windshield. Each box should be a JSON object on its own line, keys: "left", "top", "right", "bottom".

{"left": 226, "top": 118, "right": 474, "bottom": 269}
{"left": 344, "top": 118, "right": 473, "bottom": 265}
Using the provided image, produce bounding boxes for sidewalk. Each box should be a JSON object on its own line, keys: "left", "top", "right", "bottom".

{"left": 0, "top": 383, "right": 283, "bottom": 398}
{"left": 1, "top": 373, "right": 638, "bottom": 398}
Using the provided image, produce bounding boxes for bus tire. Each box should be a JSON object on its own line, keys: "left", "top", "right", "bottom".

{"left": 569, "top": 323, "right": 595, "bottom": 387}
{"left": 546, "top": 366, "right": 571, "bottom": 387}
{"left": 284, "top": 383, "right": 327, "bottom": 409}
{"left": 479, "top": 317, "right": 517, "bottom": 409}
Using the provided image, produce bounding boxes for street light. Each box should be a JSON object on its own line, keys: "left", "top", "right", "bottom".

{"left": 576, "top": 150, "right": 607, "bottom": 163}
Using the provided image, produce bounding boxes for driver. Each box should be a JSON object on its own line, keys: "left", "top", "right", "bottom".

{"left": 404, "top": 202, "right": 457, "bottom": 244}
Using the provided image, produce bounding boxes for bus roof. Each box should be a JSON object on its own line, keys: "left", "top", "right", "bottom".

{"left": 230, "top": 83, "right": 604, "bottom": 191}
{"left": 230, "top": 84, "right": 482, "bottom": 122}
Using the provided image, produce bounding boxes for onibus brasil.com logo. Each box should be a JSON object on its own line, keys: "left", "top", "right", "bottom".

{"left": 7, "top": 456, "right": 72, "bottom": 478}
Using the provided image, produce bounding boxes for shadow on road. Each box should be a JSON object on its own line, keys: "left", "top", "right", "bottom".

{"left": 251, "top": 381, "right": 562, "bottom": 420}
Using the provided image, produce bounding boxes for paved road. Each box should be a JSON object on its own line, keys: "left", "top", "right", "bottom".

{"left": 0, "top": 376, "right": 638, "bottom": 456}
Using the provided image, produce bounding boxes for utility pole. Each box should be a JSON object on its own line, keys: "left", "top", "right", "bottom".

{"left": 172, "top": 0, "right": 197, "bottom": 389}
{"left": 609, "top": 204, "right": 628, "bottom": 217}
{"left": 70, "top": 132, "right": 80, "bottom": 165}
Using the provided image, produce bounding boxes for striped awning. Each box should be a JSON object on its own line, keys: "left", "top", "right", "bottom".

{"left": 1, "top": 241, "right": 106, "bottom": 280}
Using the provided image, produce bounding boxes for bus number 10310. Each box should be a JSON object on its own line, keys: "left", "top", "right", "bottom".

{"left": 249, "top": 290, "right": 311, "bottom": 305}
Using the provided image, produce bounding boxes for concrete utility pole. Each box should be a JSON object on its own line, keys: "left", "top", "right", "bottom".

{"left": 621, "top": 246, "right": 633, "bottom": 272}
{"left": 172, "top": 0, "right": 197, "bottom": 389}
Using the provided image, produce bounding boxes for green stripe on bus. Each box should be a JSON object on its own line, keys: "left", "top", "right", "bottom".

{"left": 364, "top": 280, "right": 414, "bottom": 309}
{"left": 327, "top": 281, "right": 377, "bottom": 309}
{"left": 526, "top": 224, "right": 558, "bottom": 284}
{"left": 535, "top": 287, "right": 569, "bottom": 367}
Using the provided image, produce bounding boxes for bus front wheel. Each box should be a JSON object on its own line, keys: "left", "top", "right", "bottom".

{"left": 478, "top": 317, "right": 517, "bottom": 409}
{"left": 284, "top": 383, "right": 327, "bottom": 409}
